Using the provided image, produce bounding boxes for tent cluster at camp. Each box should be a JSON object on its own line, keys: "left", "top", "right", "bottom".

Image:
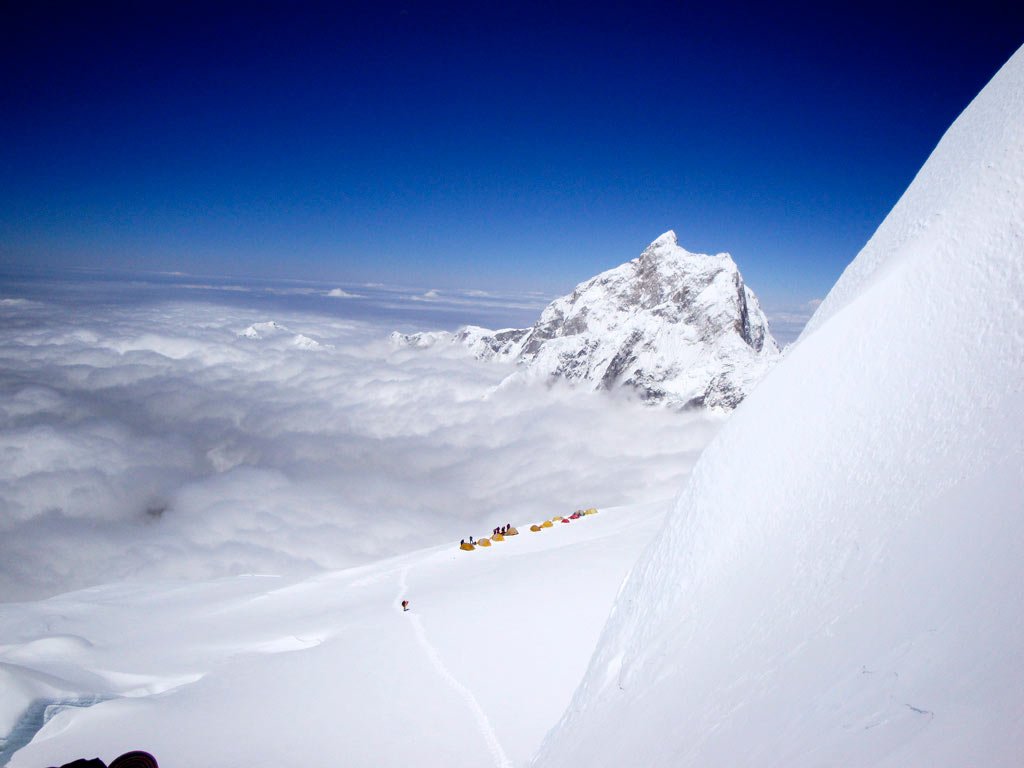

{"left": 460, "top": 528, "right": 516, "bottom": 551}
{"left": 459, "top": 509, "right": 598, "bottom": 551}
{"left": 528, "top": 507, "right": 598, "bottom": 532}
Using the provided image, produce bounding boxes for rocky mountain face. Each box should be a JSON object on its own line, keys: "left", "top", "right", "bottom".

{"left": 393, "top": 231, "right": 780, "bottom": 409}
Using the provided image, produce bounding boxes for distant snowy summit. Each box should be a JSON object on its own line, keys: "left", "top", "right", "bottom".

{"left": 393, "top": 231, "right": 780, "bottom": 409}
{"left": 239, "top": 320, "right": 287, "bottom": 340}
{"left": 238, "top": 320, "right": 330, "bottom": 349}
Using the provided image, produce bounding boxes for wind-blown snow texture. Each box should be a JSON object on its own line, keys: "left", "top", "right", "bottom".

{"left": 396, "top": 232, "right": 780, "bottom": 409}
{"left": 534, "top": 46, "right": 1024, "bottom": 768}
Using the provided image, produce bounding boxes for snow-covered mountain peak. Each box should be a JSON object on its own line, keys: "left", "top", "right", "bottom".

{"left": 635, "top": 229, "right": 727, "bottom": 265}
{"left": 395, "top": 233, "right": 780, "bottom": 409}
{"left": 238, "top": 320, "right": 288, "bottom": 339}
{"left": 642, "top": 229, "right": 681, "bottom": 252}
{"left": 579, "top": 234, "right": 744, "bottom": 320}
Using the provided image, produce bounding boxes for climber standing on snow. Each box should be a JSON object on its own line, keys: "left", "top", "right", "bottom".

{"left": 401, "top": 599, "right": 409, "bottom": 612}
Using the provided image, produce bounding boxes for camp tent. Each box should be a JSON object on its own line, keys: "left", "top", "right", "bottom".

{"left": 478, "top": 538, "right": 492, "bottom": 547}
{"left": 492, "top": 533, "right": 505, "bottom": 541}
{"left": 460, "top": 542, "right": 475, "bottom": 551}
{"left": 530, "top": 524, "right": 543, "bottom": 532}
{"left": 542, "top": 520, "right": 554, "bottom": 528}
{"left": 505, "top": 527, "right": 519, "bottom": 536}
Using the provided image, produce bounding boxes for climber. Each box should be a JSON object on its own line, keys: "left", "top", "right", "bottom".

{"left": 401, "top": 600, "right": 410, "bottom": 612}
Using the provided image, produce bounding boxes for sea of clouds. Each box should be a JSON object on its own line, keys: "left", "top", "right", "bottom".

{"left": 0, "top": 272, "right": 726, "bottom": 601}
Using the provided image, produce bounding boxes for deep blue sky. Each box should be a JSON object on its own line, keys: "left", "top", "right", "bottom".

{"left": 2, "top": 2, "right": 1022, "bottom": 308}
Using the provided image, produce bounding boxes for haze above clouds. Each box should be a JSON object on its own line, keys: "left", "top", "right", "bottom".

{"left": 0, "top": 275, "right": 724, "bottom": 601}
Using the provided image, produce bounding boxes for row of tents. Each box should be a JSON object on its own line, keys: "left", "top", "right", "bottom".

{"left": 459, "top": 508, "right": 598, "bottom": 551}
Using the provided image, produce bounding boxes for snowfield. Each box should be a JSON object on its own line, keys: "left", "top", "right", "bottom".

{"left": 1, "top": 502, "right": 665, "bottom": 767}
{"left": 534, "top": 42, "right": 1024, "bottom": 768}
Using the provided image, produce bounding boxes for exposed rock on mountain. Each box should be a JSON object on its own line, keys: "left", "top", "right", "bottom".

{"left": 393, "top": 231, "right": 780, "bottom": 409}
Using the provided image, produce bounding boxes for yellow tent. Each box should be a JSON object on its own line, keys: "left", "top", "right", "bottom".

{"left": 504, "top": 527, "right": 519, "bottom": 536}
{"left": 530, "top": 524, "right": 543, "bottom": 532}
{"left": 478, "top": 538, "right": 492, "bottom": 547}
{"left": 460, "top": 542, "right": 475, "bottom": 551}
{"left": 542, "top": 520, "right": 554, "bottom": 528}
{"left": 585, "top": 508, "right": 598, "bottom": 515}
{"left": 492, "top": 533, "right": 505, "bottom": 541}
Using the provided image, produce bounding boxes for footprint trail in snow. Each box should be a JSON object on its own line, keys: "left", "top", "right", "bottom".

{"left": 398, "top": 564, "right": 513, "bottom": 768}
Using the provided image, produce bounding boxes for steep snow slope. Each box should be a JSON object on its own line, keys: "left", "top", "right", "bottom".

{"left": 0, "top": 502, "right": 665, "bottom": 768}
{"left": 395, "top": 232, "right": 780, "bottom": 409}
{"left": 534, "top": 45, "right": 1024, "bottom": 768}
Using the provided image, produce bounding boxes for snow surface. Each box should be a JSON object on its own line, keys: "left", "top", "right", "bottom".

{"left": 533, "top": 44, "right": 1024, "bottom": 768}
{"left": 0, "top": 502, "right": 667, "bottom": 767}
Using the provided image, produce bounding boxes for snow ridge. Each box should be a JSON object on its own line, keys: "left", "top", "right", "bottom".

{"left": 532, "top": 43, "right": 1024, "bottom": 768}
{"left": 394, "top": 231, "right": 779, "bottom": 410}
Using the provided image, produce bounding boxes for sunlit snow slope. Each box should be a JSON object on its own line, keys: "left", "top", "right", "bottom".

{"left": 0, "top": 502, "right": 664, "bottom": 768}
{"left": 534, "top": 45, "right": 1024, "bottom": 768}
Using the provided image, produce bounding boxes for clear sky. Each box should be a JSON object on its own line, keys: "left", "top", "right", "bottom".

{"left": 2, "top": 1, "right": 1022, "bottom": 309}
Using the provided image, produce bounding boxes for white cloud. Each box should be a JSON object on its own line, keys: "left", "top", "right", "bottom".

{"left": 764, "top": 298, "right": 824, "bottom": 347}
{"left": 0, "top": 286, "right": 722, "bottom": 601}
{"left": 326, "top": 288, "right": 359, "bottom": 298}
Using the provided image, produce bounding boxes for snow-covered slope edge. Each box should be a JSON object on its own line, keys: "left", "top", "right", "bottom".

{"left": 534, "top": 45, "right": 1024, "bottom": 768}
{"left": 394, "top": 232, "right": 780, "bottom": 409}
{"left": 1, "top": 501, "right": 669, "bottom": 768}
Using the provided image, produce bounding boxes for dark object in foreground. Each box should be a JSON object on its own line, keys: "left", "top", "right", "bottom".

{"left": 51, "top": 751, "right": 158, "bottom": 768}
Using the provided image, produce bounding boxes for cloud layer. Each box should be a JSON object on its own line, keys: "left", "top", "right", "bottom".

{"left": 0, "top": 278, "right": 722, "bottom": 601}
